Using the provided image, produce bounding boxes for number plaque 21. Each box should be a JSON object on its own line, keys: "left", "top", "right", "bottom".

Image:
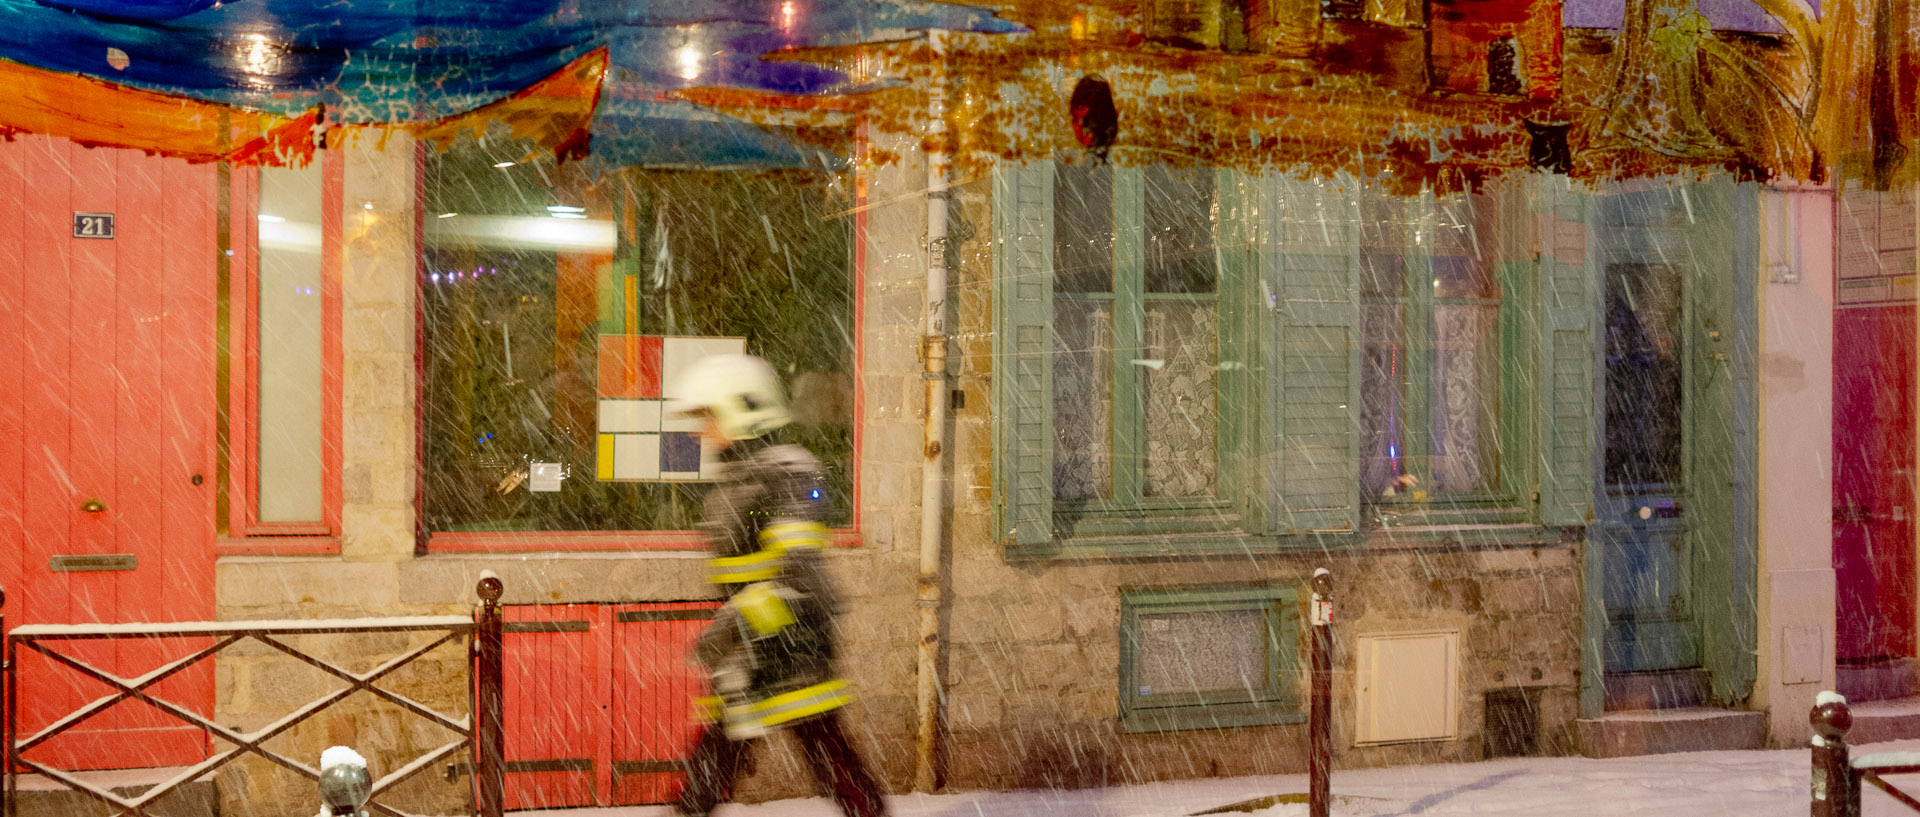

{"left": 72, "top": 212, "right": 115, "bottom": 239}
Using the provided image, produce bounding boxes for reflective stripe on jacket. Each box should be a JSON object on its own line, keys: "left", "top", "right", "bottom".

{"left": 693, "top": 679, "right": 852, "bottom": 739}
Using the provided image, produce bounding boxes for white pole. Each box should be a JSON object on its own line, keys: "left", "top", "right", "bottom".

{"left": 915, "top": 26, "right": 952, "bottom": 795}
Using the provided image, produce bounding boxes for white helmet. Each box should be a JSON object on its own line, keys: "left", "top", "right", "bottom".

{"left": 669, "top": 353, "right": 791, "bottom": 441}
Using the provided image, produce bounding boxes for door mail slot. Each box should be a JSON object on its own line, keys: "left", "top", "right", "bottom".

{"left": 49, "top": 554, "right": 137, "bottom": 572}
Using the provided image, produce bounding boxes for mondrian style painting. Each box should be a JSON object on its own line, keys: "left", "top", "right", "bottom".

{"left": 596, "top": 335, "right": 746, "bottom": 482}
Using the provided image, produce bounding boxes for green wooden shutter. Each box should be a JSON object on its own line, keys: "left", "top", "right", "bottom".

{"left": 1536, "top": 175, "right": 1596, "bottom": 527}
{"left": 992, "top": 160, "right": 1055, "bottom": 545}
{"left": 1265, "top": 176, "right": 1361, "bottom": 535}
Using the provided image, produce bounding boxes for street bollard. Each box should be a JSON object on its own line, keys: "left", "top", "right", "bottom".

{"left": 1811, "top": 693, "right": 1859, "bottom": 817}
{"left": 473, "top": 572, "right": 506, "bottom": 817}
{"left": 1310, "top": 568, "right": 1333, "bottom": 817}
{"left": 318, "top": 746, "right": 371, "bottom": 817}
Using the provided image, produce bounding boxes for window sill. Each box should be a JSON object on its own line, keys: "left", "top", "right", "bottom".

{"left": 217, "top": 536, "right": 341, "bottom": 556}
{"left": 1006, "top": 530, "right": 1358, "bottom": 562}
{"left": 1120, "top": 703, "right": 1305, "bottom": 733}
{"left": 1362, "top": 522, "right": 1575, "bottom": 549}
{"left": 1006, "top": 522, "right": 1571, "bottom": 563}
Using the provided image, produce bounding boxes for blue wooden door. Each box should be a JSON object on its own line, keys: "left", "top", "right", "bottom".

{"left": 1596, "top": 189, "right": 1700, "bottom": 673}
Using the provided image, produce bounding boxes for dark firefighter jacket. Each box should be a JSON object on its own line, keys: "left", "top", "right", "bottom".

{"left": 692, "top": 436, "right": 848, "bottom": 738}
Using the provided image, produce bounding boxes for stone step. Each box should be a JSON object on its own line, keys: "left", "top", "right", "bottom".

{"left": 1574, "top": 707, "right": 1766, "bottom": 758}
{"left": 1602, "top": 669, "right": 1710, "bottom": 711}
{"left": 1838, "top": 658, "right": 1920, "bottom": 703}
{"left": 1846, "top": 697, "right": 1920, "bottom": 745}
{"left": 12, "top": 766, "right": 219, "bottom": 817}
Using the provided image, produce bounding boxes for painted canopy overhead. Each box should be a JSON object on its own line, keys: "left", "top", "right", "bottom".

{"left": 0, "top": 0, "right": 1018, "bottom": 164}
{"left": 0, "top": 0, "right": 1908, "bottom": 185}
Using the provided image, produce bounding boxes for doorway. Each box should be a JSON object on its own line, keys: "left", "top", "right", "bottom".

{"left": 0, "top": 136, "right": 219, "bottom": 768}
{"left": 1593, "top": 180, "right": 1744, "bottom": 708}
{"left": 1831, "top": 184, "right": 1918, "bottom": 690}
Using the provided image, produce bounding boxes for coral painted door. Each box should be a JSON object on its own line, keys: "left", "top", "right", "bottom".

{"left": 611, "top": 602, "right": 716, "bottom": 806}
{"left": 0, "top": 136, "right": 218, "bottom": 769}
{"left": 502, "top": 604, "right": 604, "bottom": 810}
{"left": 502, "top": 601, "right": 716, "bottom": 808}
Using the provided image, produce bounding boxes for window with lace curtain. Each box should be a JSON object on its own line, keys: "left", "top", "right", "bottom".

{"left": 994, "top": 158, "right": 1250, "bottom": 545}
{"left": 1359, "top": 188, "right": 1515, "bottom": 517}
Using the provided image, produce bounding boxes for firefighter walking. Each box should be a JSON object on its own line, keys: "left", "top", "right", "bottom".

{"left": 668, "top": 354, "right": 889, "bottom": 817}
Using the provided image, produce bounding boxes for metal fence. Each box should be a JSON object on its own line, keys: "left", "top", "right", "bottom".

{"left": 1, "top": 574, "right": 507, "bottom": 817}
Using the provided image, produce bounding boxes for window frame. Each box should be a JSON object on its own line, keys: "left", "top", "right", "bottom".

{"left": 1359, "top": 190, "right": 1531, "bottom": 526}
{"left": 220, "top": 151, "right": 344, "bottom": 554}
{"left": 1003, "top": 160, "right": 1252, "bottom": 543}
{"left": 1118, "top": 585, "right": 1303, "bottom": 733}
{"left": 415, "top": 135, "right": 869, "bottom": 553}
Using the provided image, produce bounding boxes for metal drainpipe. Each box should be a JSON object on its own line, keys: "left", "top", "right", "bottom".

{"left": 915, "top": 27, "right": 952, "bottom": 795}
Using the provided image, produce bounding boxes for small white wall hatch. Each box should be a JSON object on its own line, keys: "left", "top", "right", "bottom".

{"left": 1355, "top": 630, "right": 1460, "bottom": 744}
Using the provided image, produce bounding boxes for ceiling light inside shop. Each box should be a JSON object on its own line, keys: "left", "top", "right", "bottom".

{"left": 427, "top": 215, "right": 615, "bottom": 252}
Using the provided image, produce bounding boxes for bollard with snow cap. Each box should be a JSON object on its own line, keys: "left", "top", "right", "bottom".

{"left": 1811, "top": 691, "right": 1859, "bottom": 817}
{"left": 319, "top": 745, "right": 371, "bottom": 817}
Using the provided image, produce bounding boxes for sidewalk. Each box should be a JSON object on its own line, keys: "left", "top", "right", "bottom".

{"left": 520, "top": 738, "right": 1920, "bottom": 817}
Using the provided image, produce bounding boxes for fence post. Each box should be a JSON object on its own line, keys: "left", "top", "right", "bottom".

{"left": 1812, "top": 694, "right": 1858, "bottom": 817}
{"left": 473, "top": 573, "right": 505, "bottom": 817}
{"left": 1309, "top": 568, "right": 1333, "bottom": 817}
{"left": 3, "top": 585, "right": 10, "bottom": 817}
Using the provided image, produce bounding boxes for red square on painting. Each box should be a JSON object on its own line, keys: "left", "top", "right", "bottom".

{"left": 598, "top": 335, "right": 663, "bottom": 399}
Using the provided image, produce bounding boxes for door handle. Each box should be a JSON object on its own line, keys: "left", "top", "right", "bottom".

{"left": 80, "top": 498, "right": 106, "bottom": 513}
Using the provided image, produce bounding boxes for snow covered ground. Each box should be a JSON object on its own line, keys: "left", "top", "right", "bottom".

{"left": 519, "top": 739, "right": 1920, "bottom": 817}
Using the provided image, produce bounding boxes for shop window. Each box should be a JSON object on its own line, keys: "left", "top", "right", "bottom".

{"left": 1119, "top": 586, "right": 1301, "bottom": 732}
{"left": 421, "top": 137, "right": 855, "bottom": 539}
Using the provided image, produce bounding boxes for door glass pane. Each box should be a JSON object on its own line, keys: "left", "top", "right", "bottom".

{"left": 256, "top": 161, "right": 325, "bottom": 523}
{"left": 1144, "top": 165, "right": 1217, "bottom": 293}
{"left": 1144, "top": 301, "right": 1217, "bottom": 497}
{"left": 1054, "top": 298, "right": 1113, "bottom": 501}
{"left": 1604, "top": 262, "right": 1684, "bottom": 487}
{"left": 1055, "top": 161, "right": 1113, "bottom": 294}
{"left": 1136, "top": 609, "right": 1267, "bottom": 697}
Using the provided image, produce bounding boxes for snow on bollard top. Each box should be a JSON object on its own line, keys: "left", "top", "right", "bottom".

{"left": 1313, "top": 567, "right": 1330, "bottom": 578}
{"left": 321, "top": 746, "right": 368, "bottom": 771}
{"left": 1817, "top": 691, "right": 1848, "bottom": 707}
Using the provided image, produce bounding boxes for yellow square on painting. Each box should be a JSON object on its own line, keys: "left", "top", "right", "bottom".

{"left": 597, "top": 434, "right": 616, "bottom": 480}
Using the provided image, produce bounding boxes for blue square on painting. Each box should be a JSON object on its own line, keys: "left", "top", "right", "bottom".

{"left": 660, "top": 432, "right": 703, "bottom": 472}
